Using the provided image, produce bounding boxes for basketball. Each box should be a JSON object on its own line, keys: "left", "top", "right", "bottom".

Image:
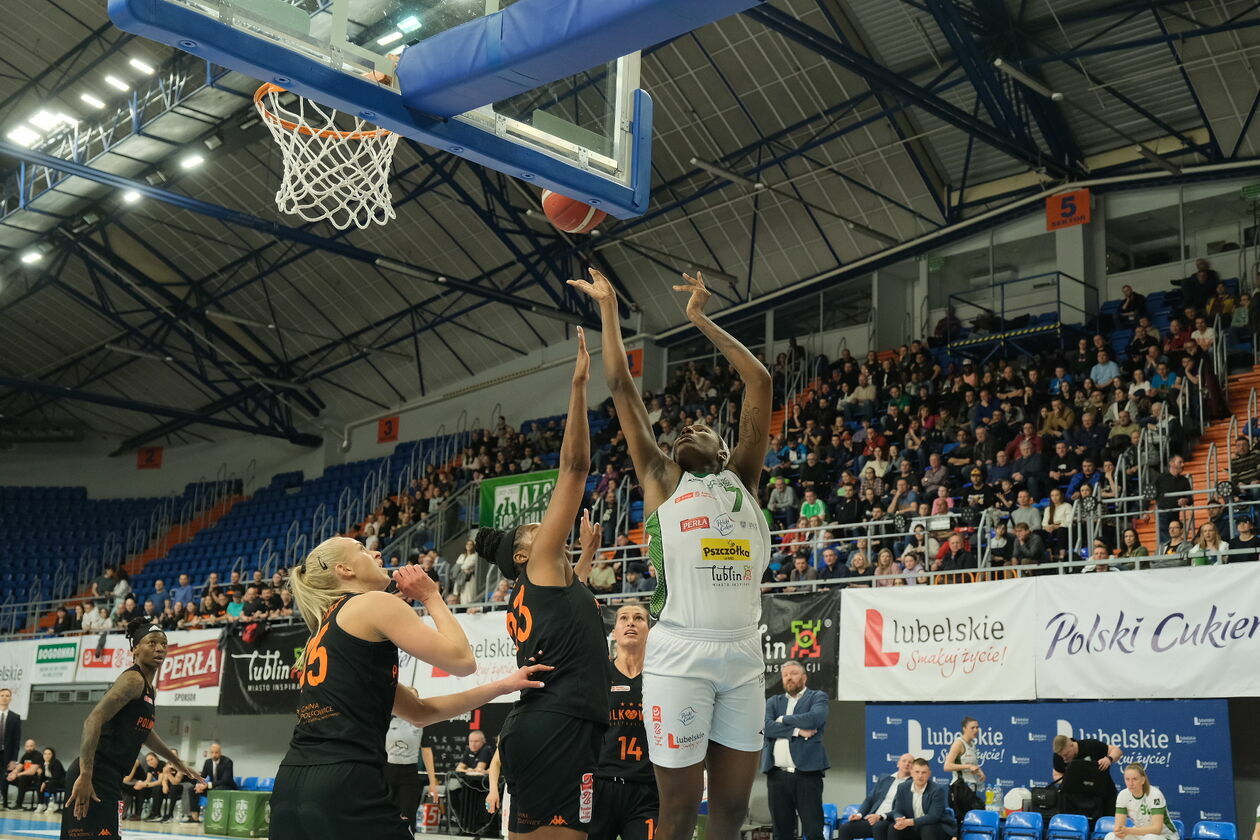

{"left": 541, "top": 190, "right": 607, "bottom": 234}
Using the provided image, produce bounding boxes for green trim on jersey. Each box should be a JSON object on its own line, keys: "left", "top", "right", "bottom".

{"left": 645, "top": 510, "right": 666, "bottom": 619}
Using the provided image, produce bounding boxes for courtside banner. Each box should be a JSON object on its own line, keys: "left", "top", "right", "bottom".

{"left": 478, "top": 469, "right": 558, "bottom": 529}
{"left": 218, "top": 625, "right": 306, "bottom": 715}
{"left": 155, "top": 629, "right": 223, "bottom": 707}
{"left": 1036, "top": 564, "right": 1260, "bottom": 698}
{"left": 761, "top": 589, "right": 840, "bottom": 698}
{"left": 866, "top": 700, "right": 1233, "bottom": 824}
{"left": 0, "top": 640, "right": 36, "bottom": 717}
{"left": 839, "top": 578, "right": 1037, "bottom": 701}
{"left": 408, "top": 610, "right": 522, "bottom": 703}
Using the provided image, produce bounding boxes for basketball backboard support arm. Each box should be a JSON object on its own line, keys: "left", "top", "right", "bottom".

{"left": 108, "top": 0, "right": 654, "bottom": 218}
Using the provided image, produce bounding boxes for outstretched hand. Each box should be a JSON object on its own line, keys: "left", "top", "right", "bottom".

{"left": 579, "top": 509, "right": 602, "bottom": 555}
{"left": 500, "top": 662, "right": 554, "bottom": 693}
{"left": 573, "top": 327, "right": 590, "bottom": 384}
{"left": 673, "top": 272, "right": 712, "bottom": 321}
{"left": 567, "top": 268, "right": 616, "bottom": 305}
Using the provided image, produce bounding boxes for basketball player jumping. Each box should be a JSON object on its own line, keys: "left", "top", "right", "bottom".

{"left": 269, "top": 539, "right": 549, "bottom": 840}
{"left": 571, "top": 269, "right": 773, "bottom": 840}
{"left": 475, "top": 327, "right": 611, "bottom": 840}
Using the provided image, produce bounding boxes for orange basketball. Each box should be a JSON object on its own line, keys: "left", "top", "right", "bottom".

{"left": 541, "top": 190, "right": 607, "bottom": 234}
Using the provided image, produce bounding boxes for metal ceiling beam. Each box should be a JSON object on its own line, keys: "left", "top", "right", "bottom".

{"left": 1018, "top": 13, "right": 1260, "bottom": 64}
{"left": 0, "top": 373, "right": 320, "bottom": 446}
{"left": 0, "top": 139, "right": 600, "bottom": 328}
{"left": 0, "top": 23, "right": 134, "bottom": 121}
{"left": 744, "top": 4, "right": 1074, "bottom": 179}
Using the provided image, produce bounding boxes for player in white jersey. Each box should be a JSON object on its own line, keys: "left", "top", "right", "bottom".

{"left": 571, "top": 268, "right": 772, "bottom": 840}
{"left": 1105, "top": 764, "right": 1179, "bottom": 840}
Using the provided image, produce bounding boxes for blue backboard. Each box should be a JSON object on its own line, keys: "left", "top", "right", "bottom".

{"left": 108, "top": 0, "right": 653, "bottom": 217}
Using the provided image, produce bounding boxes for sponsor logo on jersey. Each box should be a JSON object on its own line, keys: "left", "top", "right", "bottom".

{"left": 551, "top": 815, "right": 569, "bottom": 826}
{"left": 714, "top": 514, "right": 735, "bottom": 536}
{"left": 700, "top": 538, "right": 751, "bottom": 561}
{"left": 675, "top": 491, "right": 715, "bottom": 504}
{"left": 679, "top": 706, "right": 697, "bottom": 726}
{"left": 651, "top": 704, "right": 664, "bottom": 745}
{"left": 667, "top": 732, "right": 705, "bottom": 750}
{"left": 612, "top": 685, "right": 631, "bottom": 692}
{"left": 680, "top": 516, "right": 710, "bottom": 532}
{"left": 699, "top": 564, "right": 754, "bottom": 584}
{"left": 578, "top": 773, "right": 594, "bottom": 823}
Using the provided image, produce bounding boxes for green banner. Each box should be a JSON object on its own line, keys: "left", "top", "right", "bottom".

{"left": 228, "top": 791, "right": 272, "bottom": 838}
{"left": 204, "top": 790, "right": 232, "bottom": 834}
{"left": 479, "top": 469, "right": 559, "bottom": 529}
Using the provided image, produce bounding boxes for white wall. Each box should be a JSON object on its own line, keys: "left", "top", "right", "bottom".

{"left": 0, "top": 434, "right": 325, "bottom": 500}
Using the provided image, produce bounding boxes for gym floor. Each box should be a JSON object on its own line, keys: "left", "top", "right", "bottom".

{"left": 0, "top": 813, "right": 464, "bottom": 839}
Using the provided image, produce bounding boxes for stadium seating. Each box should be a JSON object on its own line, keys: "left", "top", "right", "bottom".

{"left": 1003, "top": 811, "right": 1043, "bottom": 840}
{"left": 1048, "top": 813, "right": 1090, "bottom": 840}
{"left": 823, "top": 803, "right": 840, "bottom": 839}
{"left": 963, "top": 810, "right": 1001, "bottom": 840}
{"left": 1191, "top": 822, "right": 1237, "bottom": 840}
{"left": 842, "top": 804, "right": 861, "bottom": 821}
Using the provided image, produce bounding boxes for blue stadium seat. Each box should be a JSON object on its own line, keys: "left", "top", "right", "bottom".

{"left": 1048, "top": 813, "right": 1089, "bottom": 840}
{"left": 842, "top": 805, "right": 862, "bottom": 821}
{"left": 1191, "top": 823, "right": 1236, "bottom": 840}
{"left": 242, "top": 776, "right": 259, "bottom": 790}
{"left": 963, "top": 810, "right": 1000, "bottom": 840}
{"left": 1003, "top": 811, "right": 1042, "bottom": 840}
{"left": 823, "top": 804, "right": 840, "bottom": 839}
{"left": 1092, "top": 817, "right": 1131, "bottom": 840}
{"left": 1174, "top": 821, "right": 1185, "bottom": 839}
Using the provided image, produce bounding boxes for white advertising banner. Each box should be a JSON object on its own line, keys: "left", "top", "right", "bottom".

{"left": 31, "top": 639, "right": 80, "bottom": 683}
{"left": 407, "top": 611, "right": 521, "bottom": 702}
{"left": 155, "top": 629, "right": 223, "bottom": 707}
{"left": 76, "top": 633, "right": 136, "bottom": 681}
{"left": 0, "top": 640, "right": 37, "bottom": 717}
{"left": 838, "top": 577, "right": 1038, "bottom": 701}
{"left": 1035, "top": 564, "right": 1260, "bottom": 698}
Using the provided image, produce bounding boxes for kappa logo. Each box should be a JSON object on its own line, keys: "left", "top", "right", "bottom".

{"left": 679, "top": 706, "right": 697, "bottom": 726}
{"left": 713, "top": 514, "right": 735, "bottom": 536}
{"left": 680, "top": 516, "right": 711, "bottom": 533}
{"left": 551, "top": 816, "right": 569, "bottom": 826}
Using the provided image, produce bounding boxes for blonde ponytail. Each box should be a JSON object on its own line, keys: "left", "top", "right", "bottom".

{"left": 288, "top": 538, "right": 354, "bottom": 669}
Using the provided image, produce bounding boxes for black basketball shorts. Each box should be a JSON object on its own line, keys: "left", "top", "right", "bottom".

{"left": 500, "top": 709, "right": 605, "bottom": 834}
{"left": 588, "top": 778, "right": 659, "bottom": 840}
{"left": 269, "top": 762, "right": 412, "bottom": 840}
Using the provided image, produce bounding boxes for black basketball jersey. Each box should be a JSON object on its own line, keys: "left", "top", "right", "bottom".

{"left": 506, "top": 567, "right": 609, "bottom": 724}
{"left": 71, "top": 665, "right": 157, "bottom": 789}
{"left": 282, "top": 594, "right": 399, "bottom": 767}
{"left": 595, "top": 660, "right": 652, "bottom": 783}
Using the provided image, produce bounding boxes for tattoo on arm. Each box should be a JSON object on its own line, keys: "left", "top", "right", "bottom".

{"left": 79, "top": 673, "right": 142, "bottom": 775}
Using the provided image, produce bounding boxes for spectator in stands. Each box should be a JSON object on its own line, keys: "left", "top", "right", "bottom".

{"left": 170, "top": 574, "right": 194, "bottom": 608}
{"left": 88, "top": 566, "right": 118, "bottom": 607}
{"left": 275, "top": 589, "right": 295, "bottom": 618}
{"left": 1090, "top": 351, "right": 1121, "bottom": 389}
{"left": 768, "top": 477, "right": 798, "bottom": 528}
{"left": 1011, "top": 522, "right": 1047, "bottom": 571}
{"left": 225, "top": 591, "right": 245, "bottom": 622}
{"left": 1011, "top": 439, "right": 1045, "bottom": 499}
{"left": 35, "top": 747, "right": 64, "bottom": 814}
{"left": 181, "top": 743, "right": 235, "bottom": 823}
{"left": 788, "top": 553, "right": 819, "bottom": 590}
{"left": 588, "top": 560, "right": 618, "bottom": 595}
{"left": 842, "top": 754, "right": 912, "bottom": 840}
{"left": 82, "top": 606, "right": 112, "bottom": 633}
{"left": 622, "top": 564, "right": 653, "bottom": 594}
{"left": 52, "top": 608, "right": 76, "bottom": 635}
{"left": 846, "top": 552, "right": 873, "bottom": 587}
{"left": 886, "top": 758, "right": 957, "bottom": 840}
{"left": 177, "top": 602, "right": 200, "bottom": 630}
{"left": 7, "top": 739, "right": 42, "bottom": 810}
{"left": 239, "top": 587, "right": 265, "bottom": 621}
{"left": 200, "top": 571, "right": 221, "bottom": 598}
{"left": 1155, "top": 519, "right": 1192, "bottom": 568}
{"left": 1154, "top": 455, "right": 1191, "bottom": 542}
{"left": 1117, "top": 285, "right": 1146, "bottom": 326}
{"left": 1188, "top": 522, "right": 1229, "bottom": 566}
{"left": 1231, "top": 517, "right": 1260, "bottom": 563}
{"left": 1041, "top": 489, "right": 1073, "bottom": 560}
{"left": 150, "top": 580, "right": 170, "bottom": 612}
{"left": 933, "top": 534, "right": 975, "bottom": 574}
{"left": 1067, "top": 459, "right": 1102, "bottom": 500}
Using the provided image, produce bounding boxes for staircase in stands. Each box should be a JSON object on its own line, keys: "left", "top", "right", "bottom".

{"left": 1132, "top": 363, "right": 1260, "bottom": 549}
{"left": 33, "top": 494, "right": 244, "bottom": 632}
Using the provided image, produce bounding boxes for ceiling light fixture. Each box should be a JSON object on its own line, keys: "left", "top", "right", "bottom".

{"left": 122, "top": 190, "right": 141, "bottom": 204}
{"left": 993, "top": 59, "right": 1062, "bottom": 101}
{"left": 28, "top": 111, "right": 61, "bottom": 131}
{"left": 104, "top": 343, "right": 173, "bottom": 362}
{"left": 376, "top": 31, "right": 403, "bottom": 46}
{"left": 104, "top": 75, "right": 130, "bottom": 92}
{"left": 690, "top": 157, "right": 766, "bottom": 190}
{"left": 128, "top": 57, "right": 156, "bottom": 74}
{"left": 397, "top": 15, "right": 422, "bottom": 32}
{"left": 19, "top": 250, "right": 43, "bottom": 264}
{"left": 5, "top": 126, "right": 41, "bottom": 148}
{"left": 180, "top": 153, "right": 205, "bottom": 170}
{"left": 79, "top": 93, "right": 106, "bottom": 109}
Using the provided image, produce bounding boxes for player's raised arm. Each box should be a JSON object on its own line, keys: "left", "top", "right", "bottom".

{"left": 672, "top": 272, "right": 772, "bottom": 493}
{"left": 529, "top": 328, "right": 593, "bottom": 585}
{"left": 569, "top": 269, "right": 678, "bottom": 509}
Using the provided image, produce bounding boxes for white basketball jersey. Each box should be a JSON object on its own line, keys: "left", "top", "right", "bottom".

{"left": 643, "top": 470, "right": 771, "bottom": 635}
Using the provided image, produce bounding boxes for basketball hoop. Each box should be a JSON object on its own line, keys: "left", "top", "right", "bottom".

{"left": 254, "top": 83, "right": 399, "bottom": 230}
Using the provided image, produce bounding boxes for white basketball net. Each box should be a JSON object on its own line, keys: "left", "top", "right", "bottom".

{"left": 255, "top": 84, "right": 400, "bottom": 230}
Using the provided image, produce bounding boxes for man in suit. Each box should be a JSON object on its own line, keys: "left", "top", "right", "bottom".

{"left": 839, "top": 754, "right": 914, "bottom": 840}
{"left": 880, "top": 759, "right": 957, "bottom": 840}
{"left": 181, "top": 742, "right": 236, "bottom": 823}
{"left": 761, "top": 661, "right": 830, "bottom": 840}
{"left": 0, "top": 688, "right": 21, "bottom": 809}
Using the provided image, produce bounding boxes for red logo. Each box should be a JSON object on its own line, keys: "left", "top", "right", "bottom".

{"left": 674, "top": 491, "right": 714, "bottom": 504}
{"left": 578, "top": 773, "right": 594, "bottom": 823}
{"left": 157, "top": 639, "right": 221, "bottom": 691}
{"left": 680, "top": 516, "right": 710, "bottom": 532}
{"left": 863, "top": 609, "right": 900, "bottom": 667}
{"left": 82, "top": 648, "right": 131, "bottom": 669}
